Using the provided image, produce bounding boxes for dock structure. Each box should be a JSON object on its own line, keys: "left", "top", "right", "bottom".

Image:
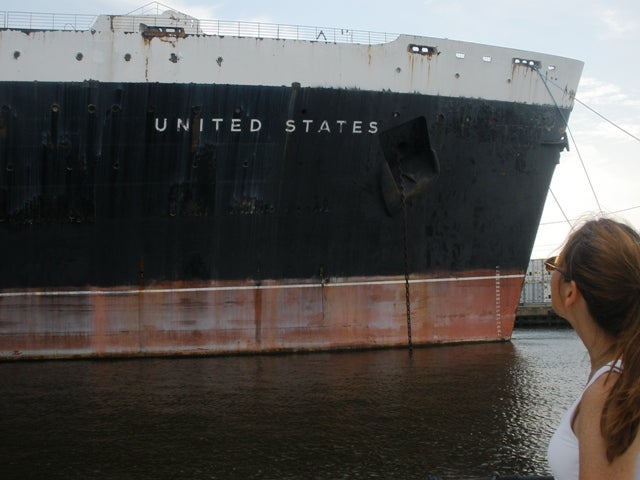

{"left": 515, "top": 259, "right": 566, "bottom": 328}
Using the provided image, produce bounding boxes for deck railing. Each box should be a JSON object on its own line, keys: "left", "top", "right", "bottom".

{"left": 1, "top": 11, "right": 97, "bottom": 31}
{"left": 1, "top": 11, "right": 398, "bottom": 45}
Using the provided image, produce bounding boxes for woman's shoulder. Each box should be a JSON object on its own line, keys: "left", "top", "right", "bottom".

{"left": 573, "top": 369, "right": 619, "bottom": 438}
{"left": 581, "top": 368, "right": 620, "bottom": 407}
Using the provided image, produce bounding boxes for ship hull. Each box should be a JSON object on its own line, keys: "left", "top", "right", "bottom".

{"left": 0, "top": 270, "right": 520, "bottom": 359}
{"left": 0, "top": 15, "right": 583, "bottom": 359}
{"left": 0, "top": 81, "right": 563, "bottom": 359}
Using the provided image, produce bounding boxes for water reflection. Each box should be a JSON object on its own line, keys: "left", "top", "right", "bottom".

{"left": 0, "top": 329, "right": 586, "bottom": 479}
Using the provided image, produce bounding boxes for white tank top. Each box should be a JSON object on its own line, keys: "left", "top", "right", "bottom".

{"left": 547, "top": 361, "right": 640, "bottom": 480}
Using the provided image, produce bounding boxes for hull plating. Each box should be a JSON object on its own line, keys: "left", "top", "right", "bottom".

{"left": 0, "top": 270, "right": 519, "bottom": 359}
{"left": 0, "top": 81, "right": 562, "bottom": 359}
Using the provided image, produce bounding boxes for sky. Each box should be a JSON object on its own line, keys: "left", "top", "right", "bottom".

{"left": 3, "top": 0, "right": 640, "bottom": 260}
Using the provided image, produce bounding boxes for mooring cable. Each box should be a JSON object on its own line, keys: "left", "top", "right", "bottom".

{"left": 534, "top": 66, "right": 603, "bottom": 214}
{"left": 573, "top": 96, "right": 640, "bottom": 144}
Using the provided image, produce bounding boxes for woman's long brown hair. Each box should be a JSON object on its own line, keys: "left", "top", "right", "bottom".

{"left": 561, "top": 217, "right": 640, "bottom": 461}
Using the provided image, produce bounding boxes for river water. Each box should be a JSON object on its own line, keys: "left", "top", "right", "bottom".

{"left": 0, "top": 328, "right": 588, "bottom": 479}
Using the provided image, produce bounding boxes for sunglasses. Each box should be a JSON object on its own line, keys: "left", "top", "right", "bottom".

{"left": 544, "top": 256, "right": 570, "bottom": 279}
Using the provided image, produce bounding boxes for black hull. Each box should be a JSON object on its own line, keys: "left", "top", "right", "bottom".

{"left": 0, "top": 81, "right": 566, "bottom": 289}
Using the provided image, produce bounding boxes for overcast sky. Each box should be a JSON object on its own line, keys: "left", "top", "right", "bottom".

{"left": 3, "top": 0, "right": 639, "bottom": 259}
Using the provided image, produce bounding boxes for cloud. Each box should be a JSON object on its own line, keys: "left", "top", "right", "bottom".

{"left": 571, "top": 77, "right": 640, "bottom": 144}
{"left": 576, "top": 77, "right": 640, "bottom": 111}
{"left": 578, "top": 77, "right": 628, "bottom": 103}
{"left": 599, "top": 8, "right": 640, "bottom": 38}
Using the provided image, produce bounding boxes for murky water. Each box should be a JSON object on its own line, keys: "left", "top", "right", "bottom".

{"left": 0, "top": 328, "right": 587, "bottom": 479}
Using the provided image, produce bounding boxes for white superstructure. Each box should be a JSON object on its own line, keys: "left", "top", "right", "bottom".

{"left": 1, "top": 10, "right": 582, "bottom": 108}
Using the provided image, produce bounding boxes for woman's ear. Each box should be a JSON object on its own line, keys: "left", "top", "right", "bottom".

{"left": 562, "top": 280, "right": 580, "bottom": 308}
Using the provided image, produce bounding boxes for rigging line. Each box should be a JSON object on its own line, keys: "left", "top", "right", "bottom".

{"left": 539, "top": 205, "right": 640, "bottom": 228}
{"left": 534, "top": 67, "right": 569, "bottom": 128}
{"left": 610, "top": 204, "right": 640, "bottom": 214}
{"left": 573, "top": 97, "right": 640, "bottom": 143}
{"left": 564, "top": 124, "right": 603, "bottom": 213}
{"left": 534, "top": 67, "right": 603, "bottom": 213}
{"left": 543, "top": 77, "right": 640, "bottom": 144}
{"left": 549, "top": 188, "right": 573, "bottom": 228}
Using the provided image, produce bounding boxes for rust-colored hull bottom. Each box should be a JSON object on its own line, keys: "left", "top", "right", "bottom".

{"left": 0, "top": 269, "right": 522, "bottom": 360}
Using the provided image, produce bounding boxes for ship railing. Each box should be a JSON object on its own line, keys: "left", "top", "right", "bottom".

{"left": 192, "top": 19, "right": 397, "bottom": 45}
{"left": 1, "top": 11, "right": 399, "bottom": 45}
{"left": 1, "top": 11, "right": 97, "bottom": 31}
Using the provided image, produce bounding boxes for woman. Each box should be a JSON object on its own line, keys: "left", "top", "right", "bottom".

{"left": 546, "top": 217, "right": 640, "bottom": 480}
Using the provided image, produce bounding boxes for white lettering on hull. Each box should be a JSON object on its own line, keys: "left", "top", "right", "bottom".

{"left": 155, "top": 117, "right": 379, "bottom": 135}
